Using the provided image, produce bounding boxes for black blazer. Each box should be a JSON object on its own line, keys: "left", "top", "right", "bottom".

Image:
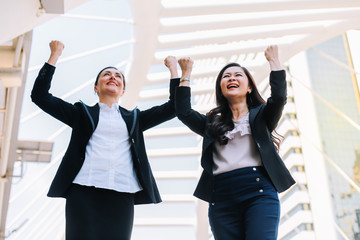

{"left": 31, "top": 63, "right": 180, "bottom": 205}
{"left": 175, "top": 70, "right": 296, "bottom": 203}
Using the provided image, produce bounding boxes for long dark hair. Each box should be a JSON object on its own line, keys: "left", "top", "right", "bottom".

{"left": 207, "top": 62, "right": 283, "bottom": 151}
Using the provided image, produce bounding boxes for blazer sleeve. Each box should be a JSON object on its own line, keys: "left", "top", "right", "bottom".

{"left": 262, "top": 70, "right": 287, "bottom": 131}
{"left": 138, "top": 78, "right": 180, "bottom": 131}
{"left": 175, "top": 86, "right": 207, "bottom": 137}
{"left": 31, "top": 63, "right": 77, "bottom": 127}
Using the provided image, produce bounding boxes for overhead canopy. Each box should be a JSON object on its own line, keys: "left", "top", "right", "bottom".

{"left": 121, "top": 0, "right": 360, "bottom": 107}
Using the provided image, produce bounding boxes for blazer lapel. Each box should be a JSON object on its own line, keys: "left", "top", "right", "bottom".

{"left": 87, "top": 103, "right": 100, "bottom": 130}
{"left": 119, "top": 106, "right": 134, "bottom": 133}
{"left": 79, "top": 101, "right": 99, "bottom": 132}
{"left": 249, "top": 105, "right": 260, "bottom": 123}
{"left": 249, "top": 104, "right": 262, "bottom": 127}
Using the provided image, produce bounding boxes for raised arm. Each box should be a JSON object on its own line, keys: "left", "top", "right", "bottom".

{"left": 137, "top": 56, "right": 180, "bottom": 131}
{"left": 175, "top": 57, "right": 208, "bottom": 136}
{"left": 31, "top": 40, "right": 77, "bottom": 127}
{"left": 263, "top": 45, "right": 287, "bottom": 131}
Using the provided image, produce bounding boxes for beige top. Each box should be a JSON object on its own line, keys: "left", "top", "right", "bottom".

{"left": 213, "top": 113, "right": 262, "bottom": 175}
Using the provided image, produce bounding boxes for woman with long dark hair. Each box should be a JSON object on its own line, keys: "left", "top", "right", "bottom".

{"left": 31, "top": 40, "right": 180, "bottom": 240}
{"left": 175, "top": 45, "right": 295, "bottom": 239}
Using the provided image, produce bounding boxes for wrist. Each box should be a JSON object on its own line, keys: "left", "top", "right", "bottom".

{"left": 180, "top": 77, "right": 190, "bottom": 83}
{"left": 268, "top": 60, "right": 282, "bottom": 71}
{"left": 181, "top": 69, "right": 192, "bottom": 77}
{"left": 179, "top": 77, "right": 190, "bottom": 87}
{"left": 50, "top": 52, "right": 61, "bottom": 58}
{"left": 170, "top": 71, "right": 179, "bottom": 79}
{"left": 181, "top": 74, "right": 191, "bottom": 80}
{"left": 47, "top": 55, "right": 60, "bottom": 66}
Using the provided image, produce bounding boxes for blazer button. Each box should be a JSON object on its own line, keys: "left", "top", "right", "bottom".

{"left": 257, "top": 142, "right": 260, "bottom": 148}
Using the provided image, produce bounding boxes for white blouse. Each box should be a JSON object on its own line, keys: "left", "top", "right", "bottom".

{"left": 213, "top": 113, "right": 262, "bottom": 175}
{"left": 73, "top": 102, "right": 142, "bottom": 193}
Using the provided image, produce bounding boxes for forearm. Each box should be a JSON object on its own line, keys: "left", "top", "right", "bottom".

{"left": 139, "top": 77, "right": 179, "bottom": 130}
{"left": 178, "top": 57, "right": 193, "bottom": 87}
{"left": 268, "top": 59, "right": 283, "bottom": 71}
{"left": 175, "top": 86, "right": 207, "bottom": 136}
{"left": 168, "top": 66, "right": 179, "bottom": 79}
{"left": 139, "top": 101, "right": 176, "bottom": 131}
{"left": 31, "top": 63, "right": 55, "bottom": 101}
{"left": 178, "top": 66, "right": 191, "bottom": 87}
{"left": 264, "top": 70, "right": 287, "bottom": 130}
{"left": 269, "top": 70, "right": 286, "bottom": 100}
{"left": 47, "top": 54, "right": 61, "bottom": 66}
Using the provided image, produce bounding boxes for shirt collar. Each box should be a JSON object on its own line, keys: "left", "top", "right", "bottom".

{"left": 98, "top": 102, "right": 119, "bottom": 111}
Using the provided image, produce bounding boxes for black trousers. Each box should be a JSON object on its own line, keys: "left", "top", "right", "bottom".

{"left": 65, "top": 184, "right": 134, "bottom": 240}
{"left": 209, "top": 167, "right": 280, "bottom": 240}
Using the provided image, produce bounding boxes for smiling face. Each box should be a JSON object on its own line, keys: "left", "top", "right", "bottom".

{"left": 220, "top": 66, "right": 251, "bottom": 102}
{"left": 94, "top": 68, "right": 125, "bottom": 99}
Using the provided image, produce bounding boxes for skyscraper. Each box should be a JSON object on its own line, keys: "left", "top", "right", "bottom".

{"left": 285, "top": 34, "right": 360, "bottom": 239}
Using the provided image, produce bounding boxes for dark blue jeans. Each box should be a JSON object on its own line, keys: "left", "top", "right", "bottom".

{"left": 209, "top": 166, "right": 280, "bottom": 240}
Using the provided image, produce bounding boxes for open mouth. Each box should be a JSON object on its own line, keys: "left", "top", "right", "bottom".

{"left": 227, "top": 84, "right": 239, "bottom": 89}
